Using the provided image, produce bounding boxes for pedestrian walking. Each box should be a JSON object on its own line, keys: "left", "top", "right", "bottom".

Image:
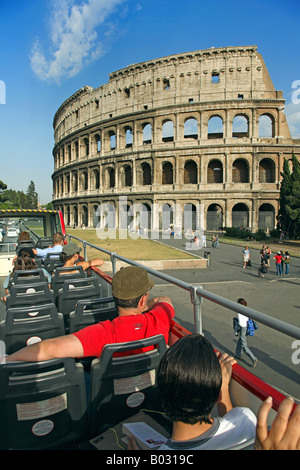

{"left": 242, "top": 246, "right": 250, "bottom": 268}
{"left": 234, "top": 298, "right": 258, "bottom": 367}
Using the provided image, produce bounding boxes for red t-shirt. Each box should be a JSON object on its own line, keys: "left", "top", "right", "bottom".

{"left": 72, "top": 301, "right": 175, "bottom": 358}
{"left": 274, "top": 254, "right": 283, "bottom": 264}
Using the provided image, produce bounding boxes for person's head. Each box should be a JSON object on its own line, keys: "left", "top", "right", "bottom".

{"left": 60, "top": 242, "right": 82, "bottom": 263}
{"left": 112, "top": 266, "right": 154, "bottom": 309}
{"left": 157, "top": 334, "right": 222, "bottom": 425}
{"left": 18, "top": 231, "right": 30, "bottom": 242}
{"left": 13, "top": 252, "right": 37, "bottom": 272}
{"left": 53, "top": 232, "right": 65, "bottom": 245}
{"left": 237, "top": 298, "right": 247, "bottom": 307}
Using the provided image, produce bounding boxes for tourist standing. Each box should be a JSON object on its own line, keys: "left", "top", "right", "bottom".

{"left": 273, "top": 251, "right": 283, "bottom": 276}
{"left": 242, "top": 246, "right": 250, "bottom": 269}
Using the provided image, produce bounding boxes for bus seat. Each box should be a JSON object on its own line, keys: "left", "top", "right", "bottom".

{"left": 51, "top": 266, "right": 86, "bottom": 304}
{"left": 57, "top": 278, "right": 102, "bottom": 329}
{"left": 0, "top": 358, "right": 88, "bottom": 450}
{"left": 36, "top": 237, "right": 53, "bottom": 249}
{"left": 5, "top": 282, "right": 55, "bottom": 309}
{"left": 43, "top": 253, "right": 64, "bottom": 274}
{"left": 0, "top": 303, "right": 65, "bottom": 354}
{"left": 89, "top": 334, "right": 167, "bottom": 437}
{"left": 9, "top": 268, "right": 48, "bottom": 289}
{"left": 69, "top": 297, "right": 118, "bottom": 333}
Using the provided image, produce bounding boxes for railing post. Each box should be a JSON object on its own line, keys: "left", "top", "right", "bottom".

{"left": 190, "top": 285, "right": 203, "bottom": 335}
{"left": 83, "top": 242, "right": 87, "bottom": 261}
{"left": 110, "top": 252, "right": 117, "bottom": 276}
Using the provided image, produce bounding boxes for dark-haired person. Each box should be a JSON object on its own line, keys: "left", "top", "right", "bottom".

{"left": 1, "top": 250, "right": 51, "bottom": 302}
{"left": 1, "top": 266, "right": 174, "bottom": 361}
{"left": 133, "top": 334, "right": 256, "bottom": 450}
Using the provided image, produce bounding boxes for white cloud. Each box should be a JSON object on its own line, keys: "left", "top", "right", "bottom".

{"left": 30, "top": 0, "right": 126, "bottom": 83}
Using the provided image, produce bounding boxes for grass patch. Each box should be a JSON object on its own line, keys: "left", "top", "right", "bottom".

{"left": 65, "top": 228, "right": 197, "bottom": 261}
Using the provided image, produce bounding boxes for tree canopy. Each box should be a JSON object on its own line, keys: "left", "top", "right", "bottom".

{"left": 277, "top": 153, "right": 300, "bottom": 238}
{"left": 0, "top": 180, "right": 39, "bottom": 209}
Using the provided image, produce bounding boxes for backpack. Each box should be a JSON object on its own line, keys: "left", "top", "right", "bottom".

{"left": 246, "top": 319, "right": 258, "bottom": 336}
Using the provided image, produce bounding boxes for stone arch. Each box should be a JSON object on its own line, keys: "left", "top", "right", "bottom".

{"left": 207, "top": 203, "right": 224, "bottom": 231}
{"left": 232, "top": 114, "right": 249, "bottom": 138}
{"left": 207, "top": 159, "right": 223, "bottom": 183}
{"left": 207, "top": 115, "right": 223, "bottom": 139}
{"left": 258, "top": 203, "right": 275, "bottom": 230}
{"left": 143, "top": 123, "right": 152, "bottom": 144}
{"left": 259, "top": 158, "right": 275, "bottom": 183}
{"left": 81, "top": 205, "right": 88, "bottom": 227}
{"left": 232, "top": 203, "right": 249, "bottom": 228}
{"left": 184, "top": 160, "right": 197, "bottom": 184}
{"left": 120, "top": 164, "right": 132, "bottom": 187}
{"left": 105, "top": 167, "right": 115, "bottom": 188}
{"left": 232, "top": 158, "right": 249, "bottom": 183}
{"left": 162, "top": 120, "right": 174, "bottom": 142}
{"left": 141, "top": 162, "right": 152, "bottom": 185}
{"left": 162, "top": 161, "right": 173, "bottom": 184}
{"left": 184, "top": 118, "right": 198, "bottom": 139}
{"left": 259, "top": 113, "right": 275, "bottom": 138}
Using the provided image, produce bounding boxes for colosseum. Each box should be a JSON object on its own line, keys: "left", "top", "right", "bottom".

{"left": 52, "top": 45, "right": 300, "bottom": 235}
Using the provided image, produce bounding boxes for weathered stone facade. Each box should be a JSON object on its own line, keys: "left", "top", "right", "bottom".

{"left": 52, "top": 45, "right": 300, "bottom": 233}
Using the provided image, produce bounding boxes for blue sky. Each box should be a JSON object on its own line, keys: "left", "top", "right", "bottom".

{"left": 1, "top": 0, "right": 300, "bottom": 204}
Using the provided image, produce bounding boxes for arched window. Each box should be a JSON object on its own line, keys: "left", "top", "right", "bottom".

{"left": 143, "top": 123, "right": 152, "bottom": 144}
{"left": 232, "top": 203, "right": 249, "bottom": 228}
{"left": 232, "top": 115, "right": 249, "bottom": 138}
{"left": 258, "top": 204, "right": 275, "bottom": 230}
{"left": 208, "top": 116, "right": 223, "bottom": 139}
{"left": 162, "top": 162, "right": 173, "bottom": 184}
{"left": 259, "top": 158, "right": 275, "bottom": 183}
{"left": 120, "top": 165, "right": 132, "bottom": 187}
{"left": 259, "top": 114, "right": 275, "bottom": 138}
{"left": 109, "top": 131, "right": 116, "bottom": 150}
{"left": 184, "top": 118, "right": 198, "bottom": 139}
{"left": 142, "top": 163, "right": 151, "bottom": 185}
{"left": 207, "top": 204, "right": 223, "bottom": 231}
{"left": 184, "top": 161, "right": 197, "bottom": 184}
{"left": 162, "top": 120, "right": 174, "bottom": 142}
{"left": 125, "top": 126, "right": 133, "bottom": 148}
{"left": 232, "top": 159, "right": 249, "bottom": 183}
{"left": 207, "top": 160, "right": 223, "bottom": 183}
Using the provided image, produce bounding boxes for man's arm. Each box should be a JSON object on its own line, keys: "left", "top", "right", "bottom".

{"left": 144, "top": 296, "right": 174, "bottom": 312}
{"left": 5, "top": 334, "right": 84, "bottom": 363}
{"left": 217, "top": 353, "right": 236, "bottom": 416}
{"left": 77, "top": 258, "right": 104, "bottom": 271}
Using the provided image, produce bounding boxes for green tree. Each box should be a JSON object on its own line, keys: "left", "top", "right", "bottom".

{"left": 26, "top": 181, "right": 38, "bottom": 209}
{"left": 277, "top": 153, "right": 300, "bottom": 238}
{"left": 0, "top": 180, "right": 7, "bottom": 191}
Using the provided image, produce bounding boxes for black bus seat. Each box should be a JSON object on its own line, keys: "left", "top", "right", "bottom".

{"left": 69, "top": 297, "right": 118, "bottom": 334}
{"left": 0, "top": 303, "right": 65, "bottom": 354}
{"left": 36, "top": 236, "right": 53, "bottom": 249}
{"left": 0, "top": 358, "right": 88, "bottom": 449}
{"left": 57, "top": 278, "right": 102, "bottom": 329}
{"left": 51, "top": 266, "right": 86, "bottom": 305}
{"left": 43, "top": 253, "right": 64, "bottom": 274}
{"left": 9, "top": 268, "right": 49, "bottom": 289}
{"left": 5, "top": 282, "right": 55, "bottom": 309}
{"left": 89, "top": 334, "right": 167, "bottom": 437}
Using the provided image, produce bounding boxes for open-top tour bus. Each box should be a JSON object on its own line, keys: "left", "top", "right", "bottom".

{"left": 0, "top": 209, "right": 299, "bottom": 450}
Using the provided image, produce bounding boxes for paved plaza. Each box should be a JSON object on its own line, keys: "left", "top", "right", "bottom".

{"left": 150, "top": 236, "right": 300, "bottom": 400}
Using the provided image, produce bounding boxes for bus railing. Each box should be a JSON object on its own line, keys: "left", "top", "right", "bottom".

{"left": 67, "top": 234, "right": 300, "bottom": 341}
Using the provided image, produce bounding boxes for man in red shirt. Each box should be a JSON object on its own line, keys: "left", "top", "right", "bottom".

{"left": 273, "top": 251, "right": 283, "bottom": 276}
{"left": 3, "top": 266, "right": 174, "bottom": 362}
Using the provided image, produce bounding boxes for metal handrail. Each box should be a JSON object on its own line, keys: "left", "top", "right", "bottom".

{"left": 67, "top": 234, "right": 300, "bottom": 340}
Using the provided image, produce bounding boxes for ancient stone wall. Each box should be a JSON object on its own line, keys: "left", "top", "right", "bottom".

{"left": 52, "top": 45, "right": 300, "bottom": 233}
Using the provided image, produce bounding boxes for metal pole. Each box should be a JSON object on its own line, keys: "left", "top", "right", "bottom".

{"left": 190, "top": 285, "right": 203, "bottom": 335}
